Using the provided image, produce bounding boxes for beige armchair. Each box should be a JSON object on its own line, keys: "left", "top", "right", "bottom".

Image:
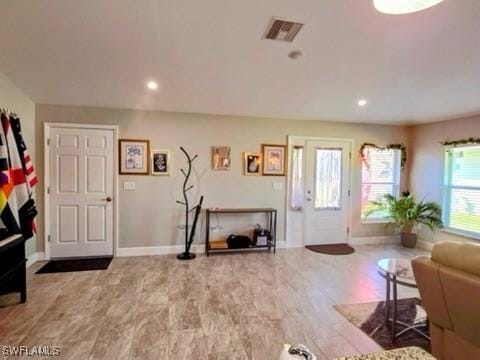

{"left": 412, "top": 241, "right": 480, "bottom": 360}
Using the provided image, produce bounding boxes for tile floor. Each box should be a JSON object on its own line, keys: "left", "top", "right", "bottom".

{"left": 0, "top": 245, "right": 427, "bottom": 360}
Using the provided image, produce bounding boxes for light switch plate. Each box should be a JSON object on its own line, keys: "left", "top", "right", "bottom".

{"left": 123, "top": 181, "right": 136, "bottom": 191}
{"left": 273, "top": 182, "right": 283, "bottom": 191}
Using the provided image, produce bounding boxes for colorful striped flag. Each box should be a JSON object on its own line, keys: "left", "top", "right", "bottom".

{"left": 0, "top": 112, "right": 37, "bottom": 239}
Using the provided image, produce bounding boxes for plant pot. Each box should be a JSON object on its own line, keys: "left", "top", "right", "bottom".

{"left": 401, "top": 232, "right": 417, "bottom": 248}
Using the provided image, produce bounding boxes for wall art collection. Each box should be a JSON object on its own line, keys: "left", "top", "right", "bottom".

{"left": 244, "top": 152, "right": 261, "bottom": 176}
{"left": 151, "top": 150, "right": 171, "bottom": 175}
{"left": 118, "top": 139, "right": 287, "bottom": 176}
{"left": 119, "top": 139, "right": 150, "bottom": 175}
{"left": 261, "top": 144, "right": 287, "bottom": 176}
{"left": 212, "top": 146, "right": 231, "bottom": 170}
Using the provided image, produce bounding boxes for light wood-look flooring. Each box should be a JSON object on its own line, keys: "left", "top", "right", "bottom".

{"left": 0, "top": 245, "right": 427, "bottom": 360}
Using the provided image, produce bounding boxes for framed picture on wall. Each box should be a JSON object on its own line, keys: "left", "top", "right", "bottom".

{"left": 212, "top": 146, "right": 231, "bottom": 170}
{"left": 119, "top": 139, "right": 150, "bottom": 175}
{"left": 262, "top": 144, "right": 287, "bottom": 176}
{"left": 151, "top": 150, "right": 171, "bottom": 175}
{"left": 243, "top": 152, "right": 261, "bottom": 175}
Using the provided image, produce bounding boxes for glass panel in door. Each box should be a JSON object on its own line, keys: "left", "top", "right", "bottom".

{"left": 314, "top": 148, "right": 342, "bottom": 209}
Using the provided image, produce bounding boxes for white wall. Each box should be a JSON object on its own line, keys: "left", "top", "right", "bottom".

{"left": 36, "top": 104, "right": 410, "bottom": 252}
{"left": 3, "top": 71, "right": 477, "bottom": 254}
{"left": 409, "top": 115, "right": 480, "bottom": 244}
{"left": 0, "top": 73, "right": 36, "bottom": 256}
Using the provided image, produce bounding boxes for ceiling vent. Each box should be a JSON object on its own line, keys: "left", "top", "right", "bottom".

{"left": 264, "top": 18, "right": 304, "bottom": 42}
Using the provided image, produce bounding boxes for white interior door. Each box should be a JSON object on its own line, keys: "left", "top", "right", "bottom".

{"left": 304, "top": 140, "right": 351, "bottom": 245}
{"left": 48, "top": 126, "right": 114, "bottom": 258}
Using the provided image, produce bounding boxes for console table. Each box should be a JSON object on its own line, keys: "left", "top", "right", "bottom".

{"left": 205, "top": 208, "right": 277, "bottom": 256}
{"left": 0, "top": 234, "right": 26, "bottom": 303}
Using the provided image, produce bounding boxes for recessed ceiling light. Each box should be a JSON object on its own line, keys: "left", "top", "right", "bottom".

{"left": 358, "top": 99, "right": 368, "bottom": 107}
{"left": 288, "top": 50, "right": 303, "bottom": 60}
{"left": 146, "top": 81, "right": 158, "bottom": 90}
{"left": 373, "top": 0, "right": 444, "bottom": 15}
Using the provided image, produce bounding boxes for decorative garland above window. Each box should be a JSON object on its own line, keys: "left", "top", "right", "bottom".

{"left": 441, "top": 138, "right": 480, "bottom": 147}
{"left": 360, "top": 142, "right": 407, "bottom": 169}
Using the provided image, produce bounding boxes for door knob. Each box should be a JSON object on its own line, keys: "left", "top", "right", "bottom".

{"left": 102, "top": 196, "right": 112, "bottom": 202}
{"left": 306, "top": 197, "right": 312, "bottom": 202}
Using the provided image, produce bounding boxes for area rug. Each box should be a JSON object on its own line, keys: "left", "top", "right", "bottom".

{"left": 305, "top": 243, "right": 355, "bottom": 255}
{"left": 334, "top": 297, "right": 430, "bottom": 352}
{"left": 36, "top": 256, "right": 113, "bottom": 274}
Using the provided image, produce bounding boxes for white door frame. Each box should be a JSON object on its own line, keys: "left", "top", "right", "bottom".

{"left": 44, "top": 123, "right": 119, "bottom": 260}
{"left": 286, "top": 135, "right": 354, "bottom": 246}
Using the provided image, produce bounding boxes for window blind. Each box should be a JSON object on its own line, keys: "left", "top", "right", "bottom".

{"left": 444, "top": 146, "right": 480, "bottom": 235}
{"left": 361, "top": 147, "right": 401, "bottom": 220}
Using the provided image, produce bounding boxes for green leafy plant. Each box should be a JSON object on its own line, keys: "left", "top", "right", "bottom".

{"left": 363, "top": 192, "right": 443, "bottom": 233}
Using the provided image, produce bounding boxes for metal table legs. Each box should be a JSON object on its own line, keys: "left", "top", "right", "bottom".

{"left": 383, "top": 274, "right": 430, "bottom": 343}
{"left": 384, "top": 274, "right": 390, "bottom": 325}
{"left": 392, "top": 275, "right": 398, "bottom": 343}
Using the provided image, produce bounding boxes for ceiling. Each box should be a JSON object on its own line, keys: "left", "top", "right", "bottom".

{"left": 0, "top": 0, "right": 479, "bottom": 125}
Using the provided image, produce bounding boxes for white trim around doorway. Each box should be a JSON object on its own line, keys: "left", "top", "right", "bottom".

{"left": 285, "top": 135, "right": 355, "bottom": 247}
{"left": 43, "top": 123, "right": 119, "bottom": 260}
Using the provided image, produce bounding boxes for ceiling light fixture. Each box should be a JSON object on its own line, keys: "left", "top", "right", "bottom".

{"left": 358, "top": 99, "right": 368, "bottom": 107}
{"left": 146, "top": 81, "right": 158, "bottom": 90}
{"left": 288, "top": 50, "right": 303, "bottom": 60}
{"left": 373, "top": 0, "right": 444, "bottom": 15}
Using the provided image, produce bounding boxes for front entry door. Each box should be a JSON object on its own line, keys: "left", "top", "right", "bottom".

{"left": 304, "top": 140, "right": 351, "bottom": 245}
{"left": 48, "top": 126, "right": 114, "bottom": 258}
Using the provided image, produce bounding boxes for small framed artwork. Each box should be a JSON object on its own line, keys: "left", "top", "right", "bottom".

{"left": 262, "top": 144, "right": 287, "bottom": 176}
{"left": 151, "top": 150, "right": 171, "bottom": 175}
{"left": 212, "top": 146, "right": 231, "bottom": 170}
{"left": 119, "top": 139, "right": 150, "bottom": 175}
{"left": 244, "top": 152, "right": 261, "bottom": 176}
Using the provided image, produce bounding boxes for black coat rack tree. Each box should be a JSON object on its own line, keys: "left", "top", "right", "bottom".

{"left": 176, "top": 146, "right": 204, "bottom": 260}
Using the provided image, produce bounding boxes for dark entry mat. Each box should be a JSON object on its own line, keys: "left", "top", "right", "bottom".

{"left": 36, "top": 256, "right": 113, "bottom": 274}
{"left": 306, "top": 243, "right": 355, "bottom": 255}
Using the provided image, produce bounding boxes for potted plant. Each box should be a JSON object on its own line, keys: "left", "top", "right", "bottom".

{"left": 363, "top": 192, "right": 443, "bottom": 248}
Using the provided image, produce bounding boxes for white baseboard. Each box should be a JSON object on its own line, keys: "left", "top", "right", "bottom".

{"left": 281, "top": 242, "right": 305, "bottom": 249}
{"left": 284, "top": 237, "right": 401, "bottom": 248}
{"left": 117, "top": 241, "right": 289, "bottom": 257}
{"left": 26, "top": 252, "right": 45, "bottom": 267}
{"left": 117, "top": 244, "right": 205, "bottom": 257}
{"left": 117, "top": 237, "right": 432, "bottom": 257}
{"left": 349, "top": 235, "right": 434, "bottom": 252}
{"left": 348, "top": 235, "right": 399, "bottom": 246}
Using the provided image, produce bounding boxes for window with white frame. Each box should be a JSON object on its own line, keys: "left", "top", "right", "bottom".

{"left": 443, "top": 145, "right": 480, "bottom": 237}
{"left": 361, "top": 147, "right": 401, "bottom": 221}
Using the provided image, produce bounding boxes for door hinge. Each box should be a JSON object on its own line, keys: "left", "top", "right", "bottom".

{"left": 47, "top": 186, "right": 50, "bottom": 194}
{"left": 47, "top": 138, "right": 50, "bottom": 146}
{"left": 348, "top": 189, "right": 351, "bottom": 197}
{"left": 349, "top": 152, "right": 352, "bottom": 159}
{"left": 48, "top": 235, "right": 51, "bottom": 242}
{"left": 347, "top": 227, "right": 350, "bottom": 234}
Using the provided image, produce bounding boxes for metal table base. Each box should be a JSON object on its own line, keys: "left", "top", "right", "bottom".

{"left": 382, "top": 271, "right": 430, "bottom": 343}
